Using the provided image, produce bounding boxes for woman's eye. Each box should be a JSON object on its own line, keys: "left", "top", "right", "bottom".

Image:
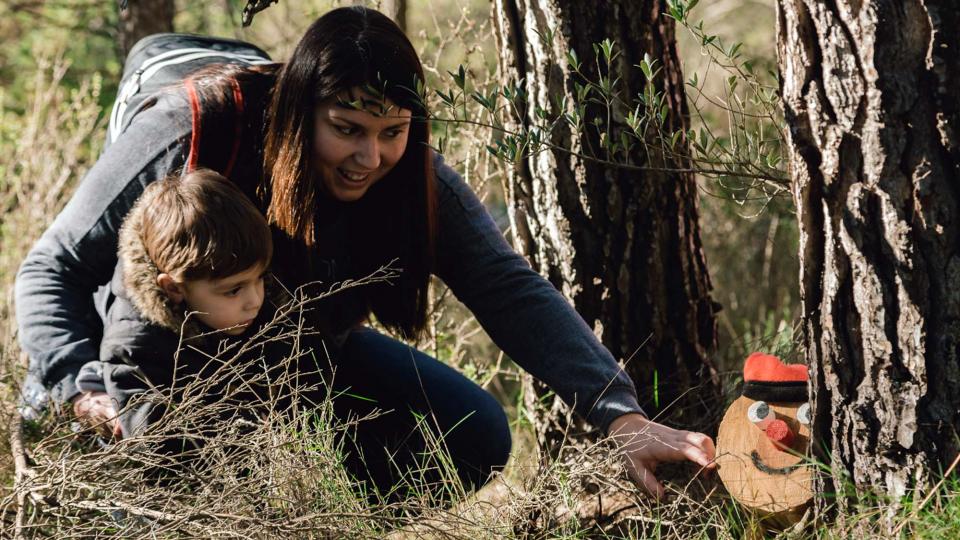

{"left": 335, "top": 125, "right": 356, "bottom": 135}
{"left": 225, "top": 287, "right": 241, "bottom": 297}
{"left": 384, "top": 129, "right": 404, "bottom": 138}
{"left": 797, "top": 403, "right": 812, "bottom": 425}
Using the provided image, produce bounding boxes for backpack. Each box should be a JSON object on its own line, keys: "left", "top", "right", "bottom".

{"left": 105, "top": 33, "right": 273, "bottom": 149}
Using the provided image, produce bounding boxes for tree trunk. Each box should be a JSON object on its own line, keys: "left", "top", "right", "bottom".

{"left": 492, "top": 0, "right": 719, "bottom": 451}
{"left": 380, "top": 0, "right": 406, "bottom": 33}
{"left": 118, "top": 0, "right": 175, "bottom": 57}
{"left": 778, "top": 0, "right": 960, "bottom": 510}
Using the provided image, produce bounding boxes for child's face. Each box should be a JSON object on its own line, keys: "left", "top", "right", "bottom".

{"left": 178, "top": 264, "right": 267, "bottom": 335}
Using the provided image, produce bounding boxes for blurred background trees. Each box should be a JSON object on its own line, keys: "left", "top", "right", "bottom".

{"left": 118, "top": 0, "right": 174, "bottom": 55}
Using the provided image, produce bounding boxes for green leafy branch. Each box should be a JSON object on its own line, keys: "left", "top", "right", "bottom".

{"left": 419, "top": 0, "right": 788, "bottom": 210}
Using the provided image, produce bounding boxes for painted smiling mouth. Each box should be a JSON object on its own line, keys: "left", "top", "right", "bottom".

{"left": 750, "top": 450, "right": 803, "bottom": 475}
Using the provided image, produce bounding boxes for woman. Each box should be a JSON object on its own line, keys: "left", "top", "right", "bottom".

{"left": 15, "top": 6, "right": 714, "bottom": 500}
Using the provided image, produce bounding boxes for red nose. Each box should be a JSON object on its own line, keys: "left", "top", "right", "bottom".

{"left": 765, "top": 419, "right": 795, "bottom": 450}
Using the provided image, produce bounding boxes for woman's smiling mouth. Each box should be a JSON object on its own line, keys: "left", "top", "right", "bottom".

{"left": 337, "top": 167, "right": 371, "bottom": 183}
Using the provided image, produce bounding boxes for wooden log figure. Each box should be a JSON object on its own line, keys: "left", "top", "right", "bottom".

{"left": 716, "top": 352, "right": 813, "bottom": 522}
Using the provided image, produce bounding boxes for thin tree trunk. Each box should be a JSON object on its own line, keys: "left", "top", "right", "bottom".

{"left": 380, "top": 0, "right": 406, "bottom": 33}
{"left": 778, "top": 0, "right": 960, "bottom": 512}
{"left": 493, "top": 0, "right": 719, "bottom": 451}
{"left": 118, "top": 0, "right": 175, "bottom": 57}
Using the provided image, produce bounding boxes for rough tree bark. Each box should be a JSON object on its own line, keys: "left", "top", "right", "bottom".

{"left": 118, "top": 0, "right": 175, "bottom": 56}
{"left": 492, "top": 0, "right": 719, "bottom": 450}
{"left": 778, "top": 0, "right": 960, "bottom": 509}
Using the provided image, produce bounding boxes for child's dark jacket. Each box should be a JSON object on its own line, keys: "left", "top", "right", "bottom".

{"left": 75, "top": 198, "right": 299, "bottom": 438}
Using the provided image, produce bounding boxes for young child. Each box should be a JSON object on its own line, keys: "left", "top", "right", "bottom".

{"left": 75, "top": 168, "right": 278, "bottom": 438}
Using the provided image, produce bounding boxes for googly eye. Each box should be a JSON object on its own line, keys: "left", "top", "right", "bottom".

{"left": 797, "top": 403, "right": 811, "bottom": 425}
{"left": 747, "top": 401, "right": 774, "bottom": 429}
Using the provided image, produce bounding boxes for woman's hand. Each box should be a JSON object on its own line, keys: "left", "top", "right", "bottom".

{"left": 71, "top": 391, "right": 122, "bottom": 437}
{"left": 608, "top": 412, "right": 716, "bottom": 498}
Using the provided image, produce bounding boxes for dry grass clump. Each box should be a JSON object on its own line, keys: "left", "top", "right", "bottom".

{"left": 5, "top": 270, "right": 743, "bottom": 539}
{"left": 3, "top": 271, "right": 424, "bottom": 539}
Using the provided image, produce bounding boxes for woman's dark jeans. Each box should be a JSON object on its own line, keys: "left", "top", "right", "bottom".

{"left": 322, "top": 327, "right": 511, "bottom": 502}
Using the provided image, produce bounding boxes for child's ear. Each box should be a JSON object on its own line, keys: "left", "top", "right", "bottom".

{"left": 157, "top": 273, "right": 185, "bottom": 303}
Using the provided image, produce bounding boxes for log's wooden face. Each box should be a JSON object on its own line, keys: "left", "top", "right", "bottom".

{"left": 716, "top": 396, "right": 813, "bottom": 514}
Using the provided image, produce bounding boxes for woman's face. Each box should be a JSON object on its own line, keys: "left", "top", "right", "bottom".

{"left": 313, "top": 90, "right": 412, "bottom": 202}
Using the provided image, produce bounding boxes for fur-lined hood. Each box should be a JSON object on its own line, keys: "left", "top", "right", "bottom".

{"left": 117, "top": 195, "right": 188, "bottom": 333}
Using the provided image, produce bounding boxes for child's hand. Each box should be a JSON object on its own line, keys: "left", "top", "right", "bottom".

{"left": 72, "top": 391, "right": 122, "bottom": 438}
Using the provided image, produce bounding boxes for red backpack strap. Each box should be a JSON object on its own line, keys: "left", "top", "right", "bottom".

{"left": 223, "top": 77, "right": 245, "bottom": 179}
{"left": 184, "top": 77, "right": 202, "bottom": 173}
{"left": 183, "top": 76, "right": 244, "bottom": 178}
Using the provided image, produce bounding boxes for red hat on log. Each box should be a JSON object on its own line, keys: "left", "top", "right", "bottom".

{"left": 742, "top": 352, "right": 808, "bottom": 403}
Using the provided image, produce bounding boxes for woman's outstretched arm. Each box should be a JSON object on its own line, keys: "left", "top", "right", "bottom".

{"left": 431, "top": 153, "right": 715, "bottom": 494}
{"left": 432, "top": 153, "right": 643, "bottom": 431}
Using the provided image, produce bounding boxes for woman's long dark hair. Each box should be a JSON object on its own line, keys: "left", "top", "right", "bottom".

{"left": 186, "top": 62, "right": 280, "bottom": 203}
{"left": 262, "top": 6, "right": 437, "bottom": 339}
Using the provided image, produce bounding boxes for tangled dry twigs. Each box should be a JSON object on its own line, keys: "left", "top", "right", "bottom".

{"left": 3, "top": 268, "right": 455, "bottom": 538}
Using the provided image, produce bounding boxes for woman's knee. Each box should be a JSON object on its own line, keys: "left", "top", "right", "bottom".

{"left": 460, "top": 391, "right": 511, "bottom": 474}
{"left": 486, "top": 400, "right": 512, "bottom": 469}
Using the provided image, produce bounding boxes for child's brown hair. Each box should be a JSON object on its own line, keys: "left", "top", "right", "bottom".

{"left": 138, "top": 169, "right": 272, "bottom": 281}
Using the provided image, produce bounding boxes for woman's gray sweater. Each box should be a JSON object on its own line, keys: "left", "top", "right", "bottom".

{"left": 14, "top": 89, "right": 644, "bottom": 433}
